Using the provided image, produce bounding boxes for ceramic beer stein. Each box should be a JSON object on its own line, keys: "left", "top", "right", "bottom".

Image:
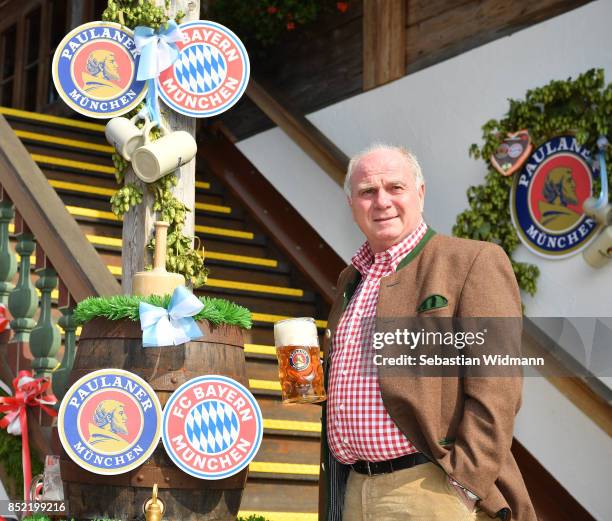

{"left": 105, "top": 112, "right": 149, "bottom": 161}
{"left": 131, "top": 121, "right": 197, "bottom": 183}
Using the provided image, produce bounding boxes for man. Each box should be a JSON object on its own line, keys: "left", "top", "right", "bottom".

{"left": 88, "top": 399, "right": 130, "bottom": 452}
{"left": 82, "top": 50, "right": 122, "bottom": 98}
{"left": 318, "top": 144, "right": 536, "bottom": 520}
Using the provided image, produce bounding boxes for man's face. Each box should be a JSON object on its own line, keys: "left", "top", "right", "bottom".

{"left": 349, "top": 149, "right": 425, "bottom": 253}
{"left": 104, "top": 54, "right": 119, "bottom": 80}
{"left": 561, "top": 171, "right": 577, "bottom": 204}
{"left": 111, "top": 405, "right": 128, "bottom": 435}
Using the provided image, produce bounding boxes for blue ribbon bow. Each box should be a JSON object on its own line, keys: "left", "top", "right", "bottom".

{"left": 139, "top": 286, "right": 204, "bottom": 347}
{"left": 134, "top": 20, "right": 183, "bottom": 125}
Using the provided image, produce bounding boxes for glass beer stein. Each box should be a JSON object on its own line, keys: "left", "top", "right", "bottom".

{"left": 274, "top": 317, "right": 326, "bottom": 404}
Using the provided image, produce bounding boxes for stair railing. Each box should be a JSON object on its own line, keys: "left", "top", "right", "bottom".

{"left": 0, "top": 114, "right": 121, "bottom": 411}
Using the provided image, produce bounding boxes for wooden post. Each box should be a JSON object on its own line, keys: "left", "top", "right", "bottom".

{"left": 121, "top": 0, "right": 200, "bottom": 294}
{"left": 363, "top": 0, "right": 407, "bottom": 90}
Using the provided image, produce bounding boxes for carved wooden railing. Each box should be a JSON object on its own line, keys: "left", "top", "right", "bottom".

{"left": 0, "top": 114, "right": 120, "bottom": 408}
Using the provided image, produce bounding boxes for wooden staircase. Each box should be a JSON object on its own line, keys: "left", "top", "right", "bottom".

{"left": 0, "top": 106, "right": 326, "bottom": 521}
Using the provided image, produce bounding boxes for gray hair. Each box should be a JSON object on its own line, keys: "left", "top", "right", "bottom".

{"left": 344, "top": 143, "right": 425, "bottom": 198}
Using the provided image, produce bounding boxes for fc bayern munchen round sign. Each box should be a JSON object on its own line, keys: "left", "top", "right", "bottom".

{"left": 52, "top": 21, "right": 147, "bottom": 118}
{"left": 162, "top": 375, "right": 263, "bottom": 480}
{"left": 58, "top": 369, "right": 162, "bottom": 475}
{"left": 157, "top": 20, "right": 250, "bottom": 118}
{"left": 510, "top": 136, "right": 601, "bottom": 258}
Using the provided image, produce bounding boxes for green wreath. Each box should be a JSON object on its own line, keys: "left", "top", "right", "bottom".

{"left": 453, "top": 68, "right": 612, "bottom": 295}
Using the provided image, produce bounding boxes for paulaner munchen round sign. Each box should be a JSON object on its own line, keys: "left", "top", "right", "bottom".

{"left": 52, "top": 21, "right": 147, "bottom": 118}
{"left": 510, "top": 136, "right": 601, "bottom": 258}
{"left": 58, "top": 369, "right": 162, "bottom": 475}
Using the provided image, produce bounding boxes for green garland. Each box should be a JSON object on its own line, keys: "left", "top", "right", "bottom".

{"left": 453, "top": 68, "right": 612, "bottom": 295}
{"left": 102, "top": 2, "right": 209, "bottom": 287}
{"left": 74, "top": 294, "right": 252, "bottom": 329}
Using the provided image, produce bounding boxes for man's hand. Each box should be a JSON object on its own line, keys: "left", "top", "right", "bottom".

{"left": 448, "top": 477, "right": 478, "bottom": 512}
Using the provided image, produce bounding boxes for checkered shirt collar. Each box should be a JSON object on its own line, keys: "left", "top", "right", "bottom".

{"left": 351, "top": 220, "right": 427, "bottom": 276}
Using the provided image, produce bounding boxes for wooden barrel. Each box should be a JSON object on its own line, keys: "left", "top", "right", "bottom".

{"left": 56, "top": 317, "right": 249, "bottom": 521}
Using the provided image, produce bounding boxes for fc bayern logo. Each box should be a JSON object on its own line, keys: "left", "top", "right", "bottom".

{"left": 157, "top": 20, "right": 250, "bottom": 118}
{"left": 162, "top": 375, "right": 263, "bottom": 480}
{"left": 58, "top": 369, "right": 162, "bottom": 475}
{"left": 52, "top": 21, "right": 147, "bottom": 118}
{"left": 511, "top": 136, "right": 601, "bottom": 258}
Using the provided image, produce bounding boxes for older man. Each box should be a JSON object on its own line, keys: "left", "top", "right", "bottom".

{"left": 318, "top": 144, "right": 536, "bottom": 520}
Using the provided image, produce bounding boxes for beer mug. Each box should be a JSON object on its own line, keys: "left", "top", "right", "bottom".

{"left": 29, "top": 455, "right": 64, "bottom": 501}
{"left": 105, "top": 113, "right": 148, "bottom": 161}
{"left": 131, "top": 121, "right": 197, "bottom": 183}
{"left": 583, "top": 225, "right": 612, "bottom": 268}
{"left": 274, "top": 317, "right": 326, "bottom": 404}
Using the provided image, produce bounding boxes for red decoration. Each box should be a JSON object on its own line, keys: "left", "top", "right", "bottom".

{"left": 0, "top": 371, "right": 57, "bottom": 502}
{"left": 286, "top": 21, "right": 295, "bottom": 30}
{"left": 267, "top": 6, "right": 278, "bottom": 14}
{"left": 0, "top": 304, "right": 9, "bottom": 333}
{"left": 337, "top": 2, "right": 349, "bottom": 13}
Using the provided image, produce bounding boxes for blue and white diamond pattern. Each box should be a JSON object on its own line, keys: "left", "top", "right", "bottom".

{"left": 186, "top": 400, "right": 239, "bottom": 454}
{"left": 174, "top": 44, "right": 227, "bottom": 94}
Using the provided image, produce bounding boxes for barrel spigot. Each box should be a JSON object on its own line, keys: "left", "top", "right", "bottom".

{"left": 143, "top": 483, "right": 164, "bottom": 521}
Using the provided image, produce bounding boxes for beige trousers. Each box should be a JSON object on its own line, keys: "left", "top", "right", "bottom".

{"left": 343, "top": 462, "right": 494, "bottom": 521}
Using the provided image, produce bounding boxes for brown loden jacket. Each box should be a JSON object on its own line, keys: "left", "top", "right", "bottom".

{"left": 318, "top": 229, "right": 537, "bottom": 521}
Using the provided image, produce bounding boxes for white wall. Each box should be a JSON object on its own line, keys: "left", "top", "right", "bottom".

{"left": 237, "top": 1, "right": 612, "bottom": 518}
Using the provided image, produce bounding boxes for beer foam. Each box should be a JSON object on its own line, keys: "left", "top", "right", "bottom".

{"left": 274, "top": 317, "right": 319, "bottom": 347}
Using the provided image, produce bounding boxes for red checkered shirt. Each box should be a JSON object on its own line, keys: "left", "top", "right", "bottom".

{"left": 327, "top": 221, "right": 428, "bottom": 464}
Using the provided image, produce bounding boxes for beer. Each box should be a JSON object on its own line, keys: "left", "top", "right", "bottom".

{"left": 274, "top": 317, "right": 326, "bottom": 404}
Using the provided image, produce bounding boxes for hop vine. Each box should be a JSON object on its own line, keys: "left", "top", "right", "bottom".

{"left": 103, "top": 0, "right": 182, "bottom": 30}
{"left": 454, "top": 68, "right": 612, "bottom": 296}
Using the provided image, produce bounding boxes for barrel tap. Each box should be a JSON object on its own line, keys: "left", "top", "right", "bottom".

{"left": 143, "top": 483, "right": 164, "bottom": 521}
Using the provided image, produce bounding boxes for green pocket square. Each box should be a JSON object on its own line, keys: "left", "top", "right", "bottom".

{"left": 417, "top": 294, "right": 449, "bottom": 313}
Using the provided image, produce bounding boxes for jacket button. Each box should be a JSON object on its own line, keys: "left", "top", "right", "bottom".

{"left": 325, "top": 329, "right": 331, "bottom": 339}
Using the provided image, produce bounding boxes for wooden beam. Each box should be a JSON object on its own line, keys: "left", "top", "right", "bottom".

{"left": 512, "top": 440, "right": 597, "bottom": 521}
{"left": 522, "top": 321, "right": 612, "bottom": 437}
{"left": 122, "top": 0, "right": 200, "bottom": 294}
{"left": 363, "top": 0, "right": 407, "bottom": 90}
{"left": 245, "top": 79, "right": 348, "bottom": 187}
{"left": 405, "top": 0, "right": 592, "bottom": 74}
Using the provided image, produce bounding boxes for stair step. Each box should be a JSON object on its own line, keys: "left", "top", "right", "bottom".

{"left": 11, "top": 228, "right": 278, "bottom": 270}
{"left": 257, "top": 396, "right": 321, "bottom": 424}
{"left": 1, "top": 106, "right": 105, "bottom": 132}
{"left": 252, "top": 313, "right": 327, "bottom": 329}
{"left": 62, "top": 205, "right": 257, "bottom": 241}
{"left": 15, "top": 129, "right": 114, "bottom": 154}
{"left": 248, "top": 461, "right": 319, "bottom": 480}
{"left": 49, "top": 179, "right": 235, "bottom": 216}
{"left": 32, "top": 153, "right": 211, "bottom": 191}
{"left": 256, "top": 435, "right": 320, "bottom": 468}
